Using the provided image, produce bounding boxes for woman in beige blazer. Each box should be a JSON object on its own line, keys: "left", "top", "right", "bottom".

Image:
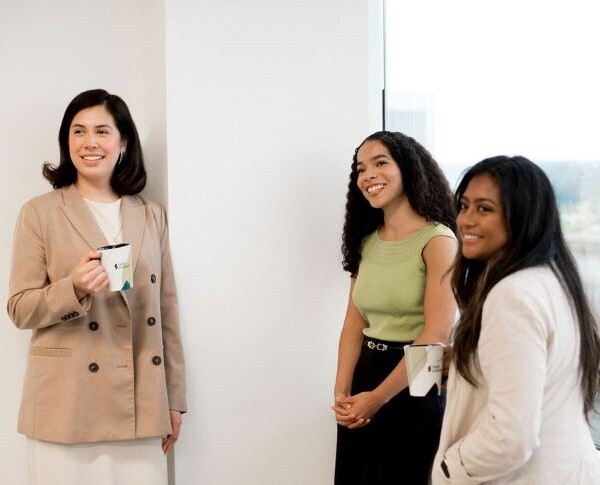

{"left": 432, "top": 156, "right": 600, "bottom": 484}
{"left": 8, "top": 89, "right": 187, "bottom": 484}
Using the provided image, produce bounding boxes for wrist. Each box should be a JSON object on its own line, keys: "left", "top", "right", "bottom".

{"left": 334, "top": 382, "right": 350, "bottom": 397}
{"left": 72, "top": 281, "right": 87, "bottom": 300}
{"left": 370, "top": 387, "right": 389, "bottom": 406}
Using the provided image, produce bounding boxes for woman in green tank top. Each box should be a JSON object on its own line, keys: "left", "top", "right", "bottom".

{"left": 332, "top": 131, "right": 457, "bottom": 485}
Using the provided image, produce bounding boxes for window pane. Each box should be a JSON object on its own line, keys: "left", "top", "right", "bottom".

{"left": 384, "top": 0, "right": 600, "bottom": 446}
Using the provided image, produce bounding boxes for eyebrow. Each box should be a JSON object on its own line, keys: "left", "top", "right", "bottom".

{"left": 71, "top": 124, "right": 114, "bottom": 129}
{"left": 356, "top": 154, "right": 390, "bottom": 165}
{"left": 460, "top": 195, "right": 499, "bottom": 206}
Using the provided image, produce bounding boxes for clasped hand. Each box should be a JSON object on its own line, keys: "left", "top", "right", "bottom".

{"left": 332, "top": 391, "right": 384, "bottom": 429}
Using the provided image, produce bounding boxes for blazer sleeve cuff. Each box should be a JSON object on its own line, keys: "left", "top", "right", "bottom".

{"left": 78, "top": 293, "right": 92, "bottom": 312}
{"left": 168, "top": 397, "right": 188, "bottom": 414}
{"left": 54, "top": 277, "right": 90, "bottom": 324}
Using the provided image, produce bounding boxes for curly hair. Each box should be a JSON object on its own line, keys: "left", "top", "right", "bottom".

{"left": 42, "top": 89, "right": 146, "bottom": 195}
{"left": 341, "top": 131, "right": 455, "bottom": 276}
{"left": 451, "top": 155, "right": 600, "bottom": 416}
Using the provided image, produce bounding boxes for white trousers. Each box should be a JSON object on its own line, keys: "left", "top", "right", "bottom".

{"left": 27, "top": 437, "right": 167, "bottom": 485}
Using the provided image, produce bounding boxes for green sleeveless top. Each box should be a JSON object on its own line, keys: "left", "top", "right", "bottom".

{"left": 353, "top": 222, "right": 455, "bottom": 342}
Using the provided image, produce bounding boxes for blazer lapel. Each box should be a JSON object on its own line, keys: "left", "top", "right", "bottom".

{"left": 121, "top": 195, "right": 146, "bottom": 275}
{"left": 60, "top": 185, "right": 107, "bottom": 251}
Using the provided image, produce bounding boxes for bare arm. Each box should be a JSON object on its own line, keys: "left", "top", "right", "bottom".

{"left": 332, "top": 278, "right": 368, "bottom": 425}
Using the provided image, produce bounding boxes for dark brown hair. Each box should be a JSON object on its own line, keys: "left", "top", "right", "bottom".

{"left": 43, "top": 89, "right": 146, "bottom": 195}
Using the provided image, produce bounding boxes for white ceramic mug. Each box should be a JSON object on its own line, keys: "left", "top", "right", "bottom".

{"left": 97, "top": 243, "right": 133, "bottom": 291}
{"left": 403, "top": 343, "right": 444, "bottom": 397}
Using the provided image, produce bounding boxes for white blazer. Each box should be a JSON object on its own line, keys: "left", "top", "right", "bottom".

{"left": 432, "top": 266, "right": 600, "bottom": 484}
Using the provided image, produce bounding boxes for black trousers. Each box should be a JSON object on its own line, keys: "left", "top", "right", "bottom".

{"left": 335, "top": 337, "right": 444, "bottom": 485}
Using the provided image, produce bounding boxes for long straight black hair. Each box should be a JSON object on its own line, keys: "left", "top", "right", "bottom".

{"left": 451, "top": 155, "right": 600, "bottom": 415}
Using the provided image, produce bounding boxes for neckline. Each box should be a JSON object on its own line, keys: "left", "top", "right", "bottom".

{"left": 84, "top": 197, "right": 121, "bottom": 207}
{"left": 83, "top": 198, "right": 123, "bottom": 245}
{"left": 375, "top": 222, "right": 432, "bottom": 243}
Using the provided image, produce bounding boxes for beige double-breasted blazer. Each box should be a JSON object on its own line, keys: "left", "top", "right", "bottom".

{"left": 7, "top": 184, "right": 187, "bottom": 444}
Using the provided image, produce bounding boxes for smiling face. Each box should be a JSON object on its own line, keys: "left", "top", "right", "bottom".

{"left": 69, "top": 105, "right": 125, "bottom": 189}
{"left": 356, "top": 140, "right": 404, "bottom": 211}
{"left": 457, "top": 173, "right": 509, "bottom": 262}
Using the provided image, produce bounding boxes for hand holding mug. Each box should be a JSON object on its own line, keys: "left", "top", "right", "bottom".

{"left": 72, "top": 250, "right": 108, "bottom": 299}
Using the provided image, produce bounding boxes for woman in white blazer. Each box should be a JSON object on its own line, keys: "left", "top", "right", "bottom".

{"left": 432, "top": 156, "right": 600, "bottom": 484}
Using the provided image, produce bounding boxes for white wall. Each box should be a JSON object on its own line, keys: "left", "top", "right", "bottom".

{"left": 0, "top": 0, "right": 375, "bottom": 483}
{"left": 0, "top": 1, "right": 166, "bottom": 482}
{"left": 164, "top": 0, "right": 373, "bottom": 483}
